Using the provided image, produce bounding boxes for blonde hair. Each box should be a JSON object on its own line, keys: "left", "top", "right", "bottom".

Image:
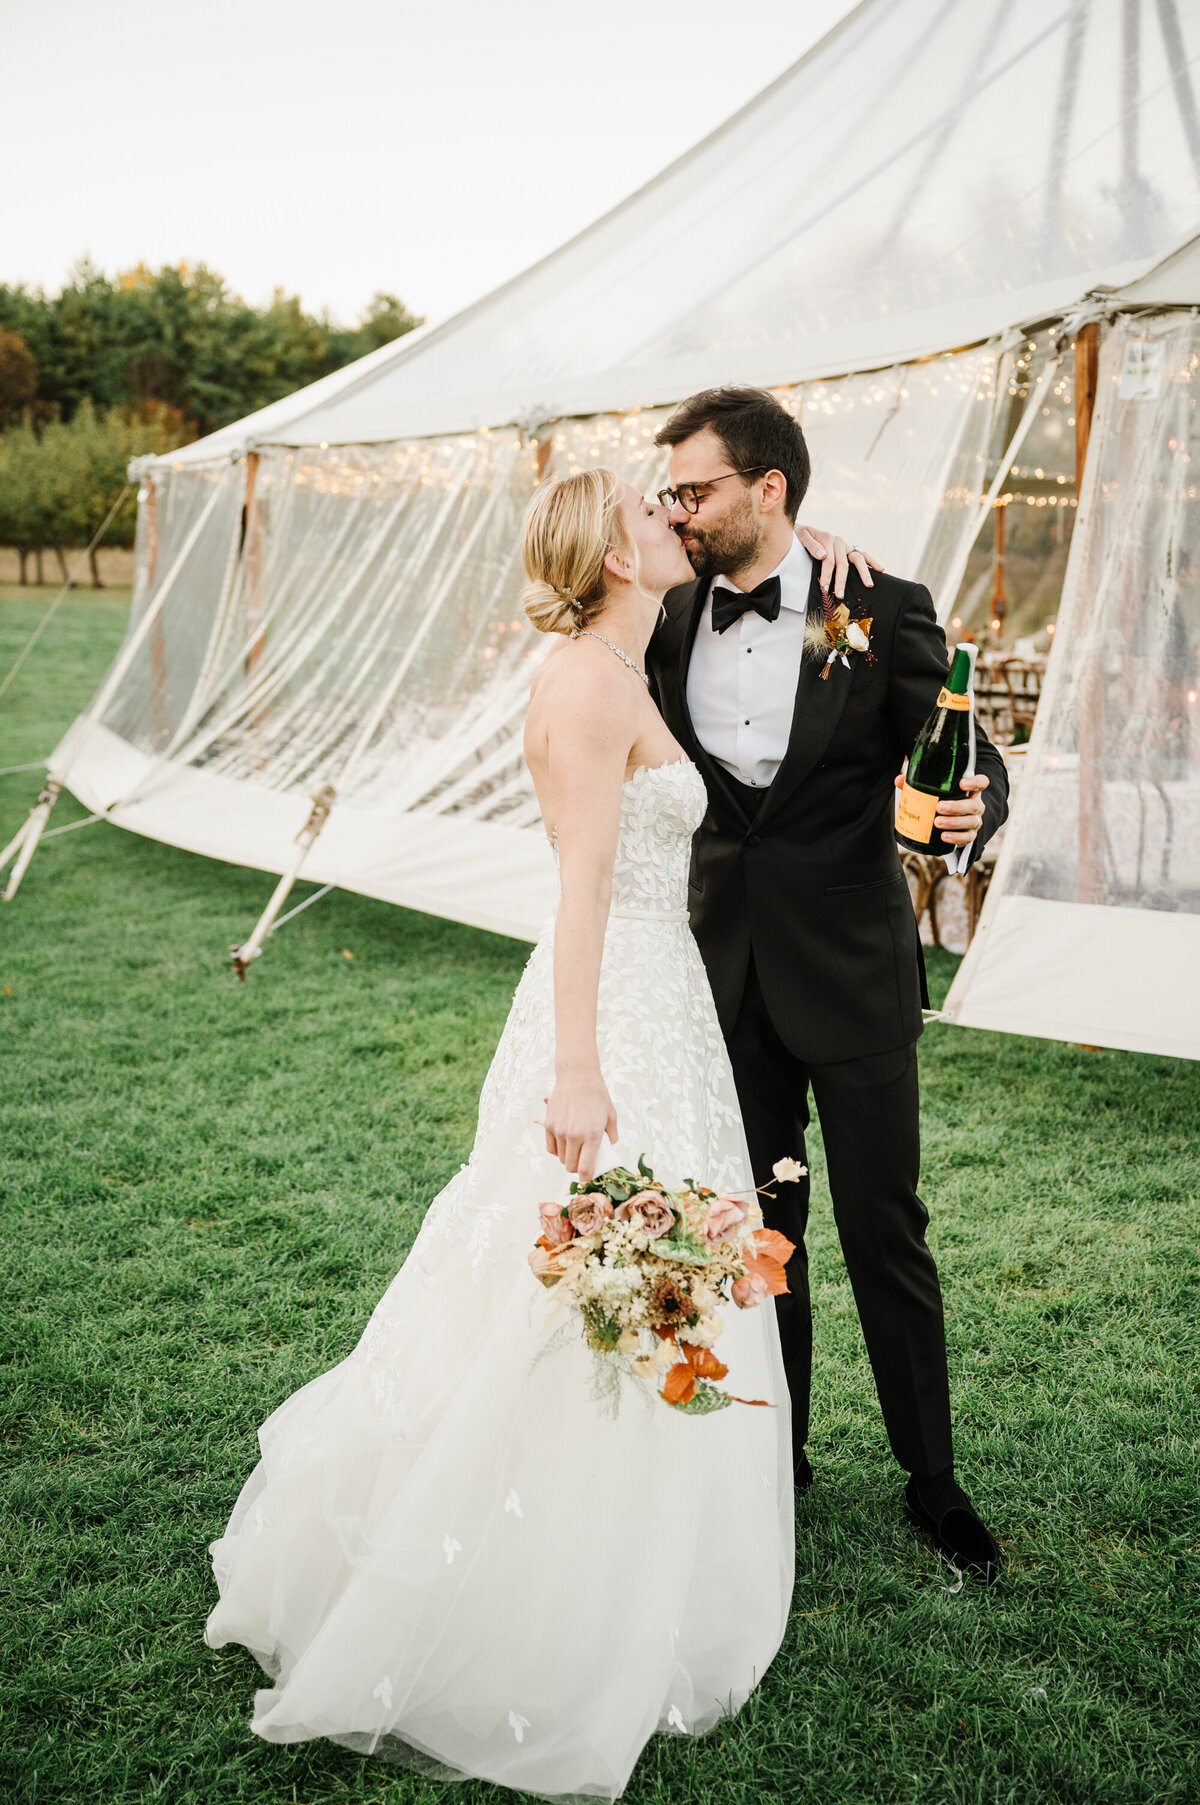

{"left": 520, "top": 467, "right": 634, "bottom": 636}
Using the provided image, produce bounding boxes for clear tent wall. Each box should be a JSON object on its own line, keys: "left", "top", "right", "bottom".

{"left": 46, "top": 342, "right": 1027, "bottom": 944}
{"left": 945, "top": 311, "right": 1200, "bottom": 1058}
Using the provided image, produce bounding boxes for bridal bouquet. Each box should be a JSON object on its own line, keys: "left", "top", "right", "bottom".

{"left": 528, "top": 1157, "right": 799, "bottom": 1415}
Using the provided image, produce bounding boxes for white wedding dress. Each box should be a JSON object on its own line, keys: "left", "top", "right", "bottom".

{"left": 205, "top": 757, "right": 794, "bottom": 1801}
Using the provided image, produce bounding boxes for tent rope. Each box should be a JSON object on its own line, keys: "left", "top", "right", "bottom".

{"left": 41, "top": 811, "right": 106, "bottom": 841}
{"left": 0, "top": 761, "right": 50, "bottom": 777}
{"left": 270, "top": 882, "right": 335, "bottom": 933}
{"left": 0, "top": 484, "right": 133, "bottom": 708}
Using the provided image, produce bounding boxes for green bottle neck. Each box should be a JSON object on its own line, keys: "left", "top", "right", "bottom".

{"left": 944, "top": 644, "right": 975, "bottom": 695}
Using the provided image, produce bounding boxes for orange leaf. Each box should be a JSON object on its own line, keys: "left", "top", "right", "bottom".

{"left": 535, "top": 1235, "right": 555, "bottom": 1251}
{"left": 742, "top": 1251, "right": 790, "bottom": 1296}
{"left": 662, "top": 1363, "right": 697, "bottom": 1406}
{"left": 727, "top": 1395, "right": 775, "bottom": 1408}
{"left": 750, "top": 1228, "right": 796, "bottom": 1266}
{"left": 652, "top": 1324, "right": 678, "bottom": 1343}
{"left": 684, "top": 1345, "right": 729, "bottom": 1381}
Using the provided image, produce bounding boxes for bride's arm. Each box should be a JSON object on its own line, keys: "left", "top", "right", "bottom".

{"left": 542, "top": 667, "right": 634, "bottom": 1182}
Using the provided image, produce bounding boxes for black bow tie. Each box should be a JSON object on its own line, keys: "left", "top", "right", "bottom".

{"left": 710, "top": 574, "right": 782, "bottom": 634}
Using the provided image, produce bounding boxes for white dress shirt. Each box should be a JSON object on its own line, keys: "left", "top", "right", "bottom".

{"left": 685, "top": 535, "right": 813, "bottom": 790}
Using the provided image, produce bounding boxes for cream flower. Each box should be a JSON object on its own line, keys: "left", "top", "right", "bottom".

{"left": 679, "top": 1311, "right": 724, "bottom": 1347}
{"left": 772, "top": 1156, "right": 808, "bottom": 1184}
{"left": 845, "top": 620, "right": 870, "bottom": 653}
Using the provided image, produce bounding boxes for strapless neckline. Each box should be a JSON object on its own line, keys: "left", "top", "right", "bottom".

{"left": 622, "top": 754, "right": 692, "bottom": 789}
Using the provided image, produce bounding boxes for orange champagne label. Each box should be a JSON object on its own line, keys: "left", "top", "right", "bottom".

{"left": 937, "top": 687, "right": 970, "bottom": 711}
{"left": 896, "top": 783, "right": 939, "bottom": 844}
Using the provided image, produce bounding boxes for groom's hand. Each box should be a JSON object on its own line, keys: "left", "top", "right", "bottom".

{"left": 894, "top": 770, "right": 989, "bottom": 845}
{"left": 796, "top": 526, "right": 884, "bottom": 600}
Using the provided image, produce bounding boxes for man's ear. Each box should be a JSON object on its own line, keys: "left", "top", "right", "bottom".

{"left": 759, "top": 469, "right": 788, "bottom": 517}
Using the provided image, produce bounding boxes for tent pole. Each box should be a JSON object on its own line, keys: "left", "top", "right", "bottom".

{"left": 230, "top": 783, "right": 335, "bottom": 979}
{"left": 991, "top": 499, "right": 1008, "bottom": 637}
{"left": 1, "top": 778, "right": 62, "bottom": 902}
{"left": 243, "top": 453, "right": 267, "bottom": 767}
{"left": 1075, "top": 321, "right": 1105, "bottom": 905}
{"left": 146, "top": 476, "right": 166, "bottom": 740}
{"left": 76, "top": 481, "right": 226, "bottom": 735}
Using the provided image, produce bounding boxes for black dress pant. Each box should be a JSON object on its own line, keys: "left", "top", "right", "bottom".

{"left": 726, "top": 954, "right": 953, "bottom": 1479}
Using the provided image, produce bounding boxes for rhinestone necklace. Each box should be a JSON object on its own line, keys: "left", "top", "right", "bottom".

{"left": 572, "top": 628, "right": 649, "bottom": 686}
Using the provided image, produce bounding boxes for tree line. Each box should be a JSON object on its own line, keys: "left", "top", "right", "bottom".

{"left": 0, "top": 259, "right": 422, "bottom": 584}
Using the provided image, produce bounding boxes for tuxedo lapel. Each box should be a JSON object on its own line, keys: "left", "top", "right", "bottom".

{"left": 658, "top": 577, "right": 758, "bottom": 822}
{"left": 656, "top": 578, "right": 706, "bottom": 763}
{"left": 755, "top": 562, "right": 854, "bottom": 829}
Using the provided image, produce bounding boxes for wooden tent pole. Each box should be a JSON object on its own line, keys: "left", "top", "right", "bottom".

{"left": 991, "top": 499, "right": 1008, "bottom": 633}
{"left": 1, "top": 778, "right": 62, "bottom": 902}
{"left": 146, "top": 475, "right": 167, "bottom": 740}
{"left": 243, "top": 453, "right": 266, "bottom": 764}
{"left": 1075, "top": 321, "right": 1105, "bottom": 905}
{"left": 229, "top": 783, "right": 335, "bottom": 979}
{"left": 1074, "top": 322, "right": 1100, "bottom": 479}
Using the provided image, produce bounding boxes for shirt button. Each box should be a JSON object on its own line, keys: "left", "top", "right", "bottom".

{"left": 744, "top": 719, "right": 750, "bottom": 725}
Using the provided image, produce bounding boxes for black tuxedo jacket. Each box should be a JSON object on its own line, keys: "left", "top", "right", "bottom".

{"left": 648, "top": 561, "right": 1009, "bottom": 1065}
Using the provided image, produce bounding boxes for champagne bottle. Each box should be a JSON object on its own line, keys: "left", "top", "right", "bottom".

{"left": 895, "top": 642, "right": 979, "bottom": 862}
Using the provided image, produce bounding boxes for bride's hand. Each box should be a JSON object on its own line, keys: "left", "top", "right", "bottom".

{"left": 544, "top": 1068, "right": 618, "bottom": 1184}
{"left": 795, "top": 526, "right": 883, "bottom": 600}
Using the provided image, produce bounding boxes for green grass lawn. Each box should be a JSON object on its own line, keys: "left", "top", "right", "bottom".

{"left": 2, "top": 591, "right": 1198, "bottom": 1805}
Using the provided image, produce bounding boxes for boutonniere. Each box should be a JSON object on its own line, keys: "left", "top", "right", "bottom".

{"left": 804, "top": 592, "right": 874, "bottom": 681}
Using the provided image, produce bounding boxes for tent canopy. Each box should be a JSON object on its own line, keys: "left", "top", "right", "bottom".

{"left": 162, "top": 0, "right": 1200, "bottom": 463}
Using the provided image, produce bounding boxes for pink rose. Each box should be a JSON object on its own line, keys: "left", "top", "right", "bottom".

{"left": 567, "top": 1192, "right": 614, "bottom": 1236}
{"left": 538, "top": 1199, "right": 575, "bottom": 1246}
{"left": 615, "top": 1189, "right": 676, "bottom": 1238}
{"left": 701, "top": 1196, "right": 749, "bottom": 1244}
{"left": 732, "top": 1271, "right": 770, "bottom": 1309}
{"left": 528, "top": 1245, "right": 560, "bottom": 1286}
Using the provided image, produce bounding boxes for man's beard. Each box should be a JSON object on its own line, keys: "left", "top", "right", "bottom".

{"left": 678, "top": 498, "right": 763, "bottom": 583}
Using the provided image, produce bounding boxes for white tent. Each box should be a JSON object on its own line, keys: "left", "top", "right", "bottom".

{"left": 11, "top": 0, "right": 1200, "bottom": 1053}
{"left": 942, "top": 262, "right": 1200, "bottom": 1058}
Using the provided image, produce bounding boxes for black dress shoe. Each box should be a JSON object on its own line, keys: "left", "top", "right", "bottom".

{"left": 904, "top": 1474, "right": 1001, "bottom": 1582}
{"left": 794, "top": 1452, "right": 813, "bottom": 1495}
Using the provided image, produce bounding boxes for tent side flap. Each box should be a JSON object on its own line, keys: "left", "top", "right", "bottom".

{"left": 943, "top": 311, "right": 1200, "bottom": 1060}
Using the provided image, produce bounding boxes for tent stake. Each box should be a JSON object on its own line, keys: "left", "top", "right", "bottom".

{"left": 230, "top": 784, "right": 335, "bottom": 979}
{"left": 1, "top": 778, "right": 62, "bottom": 902}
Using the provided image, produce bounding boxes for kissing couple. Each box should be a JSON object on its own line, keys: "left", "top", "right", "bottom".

{"left": 203, "top": 386, "right": 1010, "bottom": 1800}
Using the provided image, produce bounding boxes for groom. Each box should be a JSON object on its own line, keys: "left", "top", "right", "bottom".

{"left": 647, "top": 387, "right": 1008, "bottom": 1578}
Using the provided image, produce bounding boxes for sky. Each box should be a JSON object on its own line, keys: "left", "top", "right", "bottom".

{"left": 5, "top": 0, "right": 858, "bottom": 328}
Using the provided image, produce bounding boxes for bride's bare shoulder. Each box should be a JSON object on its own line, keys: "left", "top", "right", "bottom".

{"left": 529, "top": 635, "right": 636, "bottom": 718}
{"left": 528, "top": 633, "right": 571, "bottom": 700}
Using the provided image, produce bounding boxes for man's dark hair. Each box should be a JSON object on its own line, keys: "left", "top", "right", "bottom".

{"left": 654, "top": 386, "right": 811, "bottom": 522}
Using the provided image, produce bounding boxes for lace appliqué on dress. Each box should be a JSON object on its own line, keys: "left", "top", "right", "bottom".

{"left": 404, "top": 761, "right": 743, "bottom": 1281}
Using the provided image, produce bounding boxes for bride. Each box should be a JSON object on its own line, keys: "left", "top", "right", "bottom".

{"left": 205, "top": 469, "right": 796, "bottom": 1800}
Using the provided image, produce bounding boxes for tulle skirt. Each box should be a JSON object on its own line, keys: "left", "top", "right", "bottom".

{"left": 205, "top": 917, "right": 794, "bottom": 1800}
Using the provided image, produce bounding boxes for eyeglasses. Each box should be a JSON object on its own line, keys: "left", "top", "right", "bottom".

{"left": 656, "top": 468, "right": 769, "bottom": 515}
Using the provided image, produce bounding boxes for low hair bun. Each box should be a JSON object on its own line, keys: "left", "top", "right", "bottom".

{"left": 521, "top": 578, "right": 581, "bottom": 637}
{"left": 519, "top": 468, "right": 632, "bottom": 637}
